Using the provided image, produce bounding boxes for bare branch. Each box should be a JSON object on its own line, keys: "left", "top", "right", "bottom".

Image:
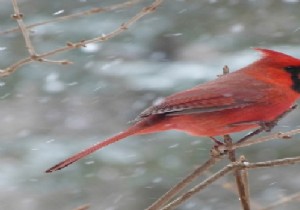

{"left": 160, "top": 163, "right": 236, "bottom": 210}
{"left": 11, "top": 0, "right": 36, "bottom": 56}
{"left": 72, "top": 204, "right": 90, "bottom": 210}
{"left": 260, "top": 192, "right": 300, "bottom": 210}
{"left": 1, "top": 0, "right": 164, "bottom": 77}
{"left": 83, "top": 0, "right": 163, "bottom": 45}
{"left": 145, "top": 155, "right": 223, "bottom": 210}
{"left": 234, "top": 128, "right": 300, "bottom": 150}
{"left": 221, "top": 181, "right": 263, "bottom": 209}
{"left": 0, "top": 0, "right": 141, "bottom": 35}
{"left": 10, "top": 0, "right": 72, "bottom": 66}
{"left": 242, "top": 156, "right": 300, "bottom": 169}
{"left": 160, "top": 156, "right": 300, "bottom": 210}
{"left": 225, "top": 136, "right": 251, "bottom": 210}
{"left": 240, "top": 157, "right": 250, "bottom": 205}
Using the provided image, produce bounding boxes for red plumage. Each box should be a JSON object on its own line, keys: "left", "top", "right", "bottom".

{"left": 46, "top": 48, "right": 300, "bottom": 173}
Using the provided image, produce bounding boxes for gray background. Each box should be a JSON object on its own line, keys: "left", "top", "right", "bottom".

{"left": 1, "top": 0, "right": 300, "bottom": 209}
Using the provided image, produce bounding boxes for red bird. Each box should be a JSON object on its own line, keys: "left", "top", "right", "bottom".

{"left": 46, "top": 48, "right": 300, "bottom": 173}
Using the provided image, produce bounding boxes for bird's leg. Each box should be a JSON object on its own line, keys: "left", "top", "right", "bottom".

{"left": 223, "top": 134, "right": 233, "bottom": 146}
{"left": 236, "top": 128, "right": 264, "bottom": 144}
{"left": 209, "top": 136, "right": 223, "bottom": 145}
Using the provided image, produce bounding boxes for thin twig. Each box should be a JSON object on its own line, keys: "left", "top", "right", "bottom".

{"left": 0, "top": 0, "right": 141, "bottom": 35}
{"left": 160, "top": 156, "right": 300, "bottom": 210}
{"left": 240, "top": 156, "right": 250, "bottom": 205}
{"left": 10, "top": 0, "right": 71, "bottom": 65}
{"left": 80, "top": 0, "right": 163, "bottom": 46}
{"left": 260, "top": 192, "right": 300, "bottom": 210}
{"left": 243, "top": 156, "right": 300, "bottom": 169}
{"left": 160, "top": 163, "right": 236, "bottom": 210}
{"left": 11, "top": 0, "right": 36, "bottom": 56}
{"left": 145, "top": 155, "right": 223, "bottom": 210}
{"left": 0, "top": 0, "right": 164, "bottom": 77}
{"left": 236, "top": 127, "right": 265, "bottom": 145}
{"left": 222, "top": 181, "right": 263, "bottom": 209}
{"left": 234, "top": 128, "right": 300, "bottom": 150}
{"left": 72, "top": 204, "right": 90, "bottom": 210}
{"left": 212, "top": 128, "right": 300, "bottom": 151}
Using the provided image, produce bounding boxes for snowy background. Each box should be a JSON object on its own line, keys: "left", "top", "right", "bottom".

{"left": 1, "top": 0, "right": 300, "bottom": 209}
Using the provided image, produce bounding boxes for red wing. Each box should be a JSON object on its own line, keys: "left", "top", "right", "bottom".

{"left": 137, "top": 93, "right": 251, "bottom": 120}
{"left": 134, "top": 73, "right": 273, "bottom": 122}
{"left": 135, "top": 88, "right": 261, "bottom": 122}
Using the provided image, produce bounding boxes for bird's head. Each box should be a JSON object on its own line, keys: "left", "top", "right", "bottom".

{"left": 253, "top": 48, "right": 300, "bottom": 93}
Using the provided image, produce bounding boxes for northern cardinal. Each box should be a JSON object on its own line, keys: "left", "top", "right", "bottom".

{"left": 46, "top": 48, "right": 300, "bottom": 173}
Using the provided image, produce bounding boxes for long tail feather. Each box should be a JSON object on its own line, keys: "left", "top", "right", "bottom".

{"left": 46, "top": 127, "right": 142, "bottom": 173}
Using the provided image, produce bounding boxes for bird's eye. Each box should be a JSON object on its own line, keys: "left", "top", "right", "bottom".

{"left": 284, "top": 66, "right": 300, "bottom": 73}
{"left": 285, "top": 66, "right": 294, "bottom": 71}
{"left": 284, "top": 66, "right": 300, "bottom": 93}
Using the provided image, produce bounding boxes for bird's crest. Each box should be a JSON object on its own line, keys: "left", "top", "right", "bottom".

{"left": 254, "top": 48, "right": 300, "bottom": 66}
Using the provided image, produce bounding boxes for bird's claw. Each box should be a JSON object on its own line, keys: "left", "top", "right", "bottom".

{"left": 210, "top": 142, "right": 227, "bottom": 157}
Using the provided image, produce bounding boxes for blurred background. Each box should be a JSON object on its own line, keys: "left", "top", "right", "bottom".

{"left": 1, "top": 0, "right": 300, "bottom": 209}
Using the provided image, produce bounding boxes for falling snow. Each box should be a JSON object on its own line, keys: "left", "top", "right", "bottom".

{"left": 230, "top": 23, "right": 245, "bottom": 33}
{"left": 43, "top": 72, "right": 65, "bottom": 93}
{"left": 52, "top": 10, "right": 64, "bottom": 16}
